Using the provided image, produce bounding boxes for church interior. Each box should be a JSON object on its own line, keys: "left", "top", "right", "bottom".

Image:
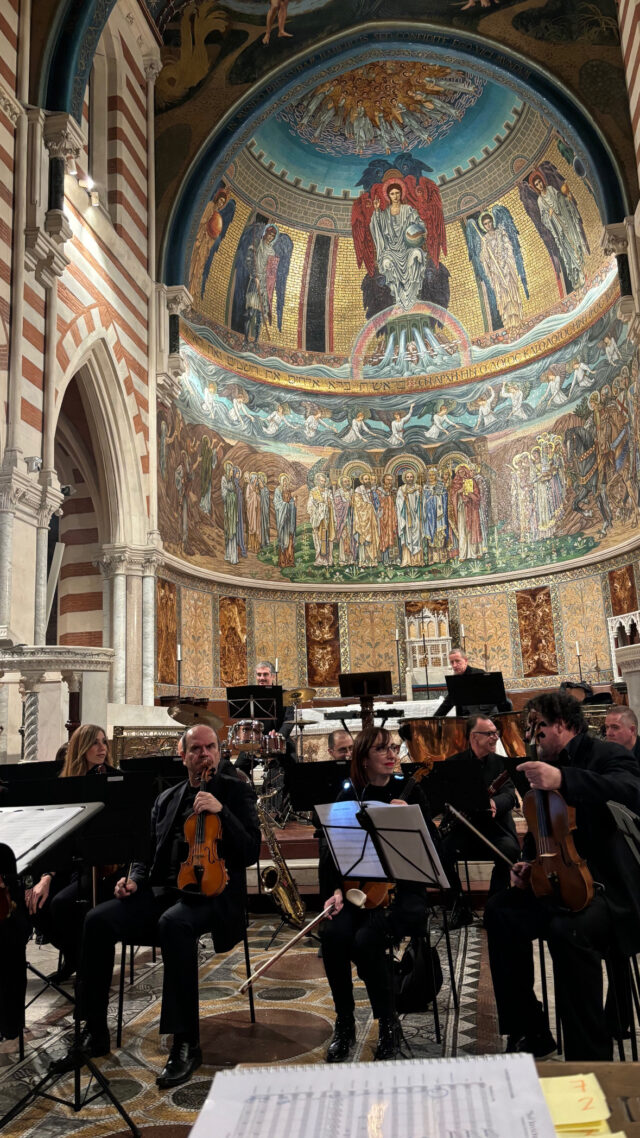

{"left": 2, "top": 0, "right": 640, "bottom": 1133}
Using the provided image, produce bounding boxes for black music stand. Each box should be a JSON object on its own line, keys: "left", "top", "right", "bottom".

{"left": 338, "top": 671, "right": 394, "bottom": 731}
{"left": 285, "top": 759, "right": 351, "bottom": 813}
{"left": 0, "top": 802, "right": 141, "bottom": 1136}
{"left": 418, "top": 757, "right": 493, "bottom": 820}
{"left": 444, "top": 671, "right": 507, "bottom": 716}
{"left": 227, "top": 684, "right": 283, "bottom": 729}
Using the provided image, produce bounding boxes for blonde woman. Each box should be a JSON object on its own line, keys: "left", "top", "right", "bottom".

{"left": 26, "top": 724, "right": 116, "bottom": 982}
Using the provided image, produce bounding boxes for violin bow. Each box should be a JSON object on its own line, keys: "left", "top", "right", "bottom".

{"left": 444, "top": 804, "right": 516, "bottom": 867}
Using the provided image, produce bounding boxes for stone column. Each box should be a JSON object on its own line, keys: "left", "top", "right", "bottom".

{"left": 614, "top": 643, "right": 640, "bottom": 717}
{"left": 19, "top": 672, "right": 45, "bottom": 764}
{"left": 34, "top": 489, "right": 64, "bottom": 644}
{"left": 0, "top": 489, "right": 16, "bottom": 646}
{"left": 0, "top": 468, "right": 42, "bottom": 645}
{"left": 142, "top": 554, "right": 160, "bottom": 707}
{"left": 61, "top": 669, "right": 82, "bottom": 737}
{"left": 126, "top": 567, "right": 143, "bottom": 705}
{"left": 144, "top": 56, "right": 162, "bottom": 540}
{"left": 111, "top": 560, "right": 127, "bottom": 704}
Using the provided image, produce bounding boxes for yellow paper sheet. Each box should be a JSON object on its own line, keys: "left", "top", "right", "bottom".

{"left": 539, "top": 1074, "right": 610, "bottom": 1128}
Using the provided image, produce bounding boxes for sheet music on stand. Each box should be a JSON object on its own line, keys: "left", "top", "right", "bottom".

{"left": 314, "top": 799, "right": 449, "bottom": 889}
{"left": 0, "top": 803, "right": 104, "bottom": 873}
{"left": 189, "top": 1054, "right": 556, "bottom": 1138}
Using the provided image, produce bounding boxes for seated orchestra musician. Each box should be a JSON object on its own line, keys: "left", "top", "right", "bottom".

{"left": 25, "top": 724, "right": 119, "bottom": 984}
{"left": 439, "top": 715, "right": 520, "bottom": 929}
{"left": 318, "top": 725, "right": 444, "bottom": 1063}
{"left": 434, "top": 647, "right": 512, "bottom": 718}
{"left": 56, "top": 723, "right": 260, "bottom": 1089}
{"left": 484, "top": 691, "right": 640, "bottom": 1061}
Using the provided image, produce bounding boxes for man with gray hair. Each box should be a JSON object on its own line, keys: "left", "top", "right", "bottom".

{"left": 605, "top": 706, "right": 640, "bottom": 760}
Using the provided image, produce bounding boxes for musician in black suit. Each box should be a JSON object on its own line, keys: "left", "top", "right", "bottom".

{"left": 61, "top": 724, "right": 260, "bottom": 1089}
{"left": 434, "top": 647, "right": 512, "bottom": 718}
{"left": 440, "top": 714, "right": 520, "bottom": 928}
{"left": 484, "top": 692, "right": 640, "bottom": 1061}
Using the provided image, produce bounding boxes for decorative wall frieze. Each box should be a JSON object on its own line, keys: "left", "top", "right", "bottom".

{"left": 0, "top": 79, "right": 22, "bottom": 124}
{"left": 615, "top": 642, "right": 640, "bottom": 674}
{"left": 0, "top": 645, "right": 114, "bottom": 678}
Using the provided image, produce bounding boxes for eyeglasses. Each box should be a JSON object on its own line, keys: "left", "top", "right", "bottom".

{"left": 372, "top": 743, "right": 400, "bottom": 754}
{"left": 471, "top": 730, "right": 500, "bottom": 739}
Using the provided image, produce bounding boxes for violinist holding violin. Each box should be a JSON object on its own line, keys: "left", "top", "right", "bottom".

{"left": 60, "top": 724, "right": 260, "bottom": 1089}
{"left": 484, "top": 691, "right": 640, "bottom": 1062}
{"left": 319, "top": 725, "right": 443, "bottom": 1064}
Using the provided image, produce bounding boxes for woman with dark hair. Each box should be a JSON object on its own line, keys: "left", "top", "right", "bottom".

{"left": 26, "top": 725, "right": 117, "bottom": 982}
{"left": 319, "top": 725, "right": 439, "bottom": 1063}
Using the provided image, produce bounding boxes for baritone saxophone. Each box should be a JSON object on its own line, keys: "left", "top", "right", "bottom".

{"left": 257, "top": 799, "right": 306, "bottom": 928}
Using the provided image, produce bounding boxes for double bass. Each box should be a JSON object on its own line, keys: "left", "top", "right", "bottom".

{"left": 177, "top": 763, "right": 228, "bottom": 897}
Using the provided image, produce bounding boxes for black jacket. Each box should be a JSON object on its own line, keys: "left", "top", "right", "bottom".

{"left": 434, "top": 665, "right": 512, "bottom": 718}
{"left": 130, "top": 766, "right": 261, "bottom": 953}
{"left": 523, "top": 732, "right": 640, "bottom": 954}
{"left": 445, "top": 748, "right": 518, "bottom": 838}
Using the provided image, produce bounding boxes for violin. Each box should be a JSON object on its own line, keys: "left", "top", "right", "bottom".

{"left": 177, "top": 764, "right": 229, "bottom": 897}
{"left": 344, "top": 763, "right": 432, "bottom": 910}
{"left": 522, "top": 788, "right": 594, "bottom": 912}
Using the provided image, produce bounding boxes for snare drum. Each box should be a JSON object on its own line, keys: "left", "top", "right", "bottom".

{"left": 228, "top": 719, "right": 264, "bottom": 755}
{"left": 262, "top": 732, "right": 286, "bottom": 758}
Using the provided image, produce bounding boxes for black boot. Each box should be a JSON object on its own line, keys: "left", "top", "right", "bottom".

{"left": 374, "top": 1014, "right": 403, "bottom": 1060}
{"left": 325, "top": 1016, "right": 356, "bottom": 1063}
{"left": 449, "top": 896, "right": 474, "bottom": 930}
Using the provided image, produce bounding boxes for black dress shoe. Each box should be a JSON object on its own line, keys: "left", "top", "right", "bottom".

{"left": 325, "top": 1017, "right": 356, "bottom": 1063}
{"left": 506, "top": 1027, "right": 557, "bottom": 1060}
{"left": 49, "top": 1025, "right": 110, "bottom": 1073}
{"left": 48, "top": 958, "right": 76, "bottom": 984}
{"left": 156, "top": 1041, "right": 202, "bottom": 1088}
{"left": 374, "top": 1015, "right": 403, "bottom": 1060}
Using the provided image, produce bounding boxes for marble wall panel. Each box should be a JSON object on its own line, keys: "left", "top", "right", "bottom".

{"left": 219, "top": 596, "right": 247, "bottom": 687}
{"left": 457, "top": 592, "right": 513, "bottom": 677}
{"left": 608, "top": 565, "right": 638, "bottom": 617}
{"left": 181, "top": 588, "right": 214, "bottom": 690}
{"left": 305, "top": 602, "right": 341, "bottom": 687}
{"left": 557, "top": 576, "right": 609, "bottom": 676}
{"left": 156, "top": 578, "right": 177, "bottom": 685}
{"left": 515, "top": 586, "right": 558, "bottom": 677}
{"left": 348, "top": 601, "right": 398, "bottom": 677}
{"left": 253, "top": 600, "right": 299, "bottom": 688}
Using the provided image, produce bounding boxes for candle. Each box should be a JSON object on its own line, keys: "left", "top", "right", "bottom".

{"left": 395, "top": 627, "right": 400, "bottom": 641}
{"left": 575, "top": 641, "right": 581, "bottom": 657}
{"left": 275, "top": 657, "right": 279, "bottom": 673}
{"left": 460, "top": 624, "right": 465, "bottom": 638}
{"left": 177, "top": 643, "right": 181, "bottom": 662}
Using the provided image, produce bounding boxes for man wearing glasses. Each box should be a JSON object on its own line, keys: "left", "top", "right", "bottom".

{"left": 440, "top": 715, "right": 520, "bottom": 928}
{"left": 484, "top": 691, "right": 640, "bottom": 1061}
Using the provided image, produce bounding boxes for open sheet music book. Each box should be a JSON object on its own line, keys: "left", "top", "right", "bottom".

{"left": 0, "top": 803, "right": 104, "bottom": 873}
{"left": 190, "top": 1054, "right": 556, "bottom": 1138}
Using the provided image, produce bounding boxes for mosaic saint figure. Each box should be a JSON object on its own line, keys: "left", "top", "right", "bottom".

{"left": 191, "top": 185, "right": 236, "bottom": 300}
{"left": 352, "top": 474, "right": 379, "bottom": 567}
{"left": 307, "top": 472, "right": 336, "bottom": 567}
{"left": 158, "top": 415, "right": 177, "bottom": 480}
{"left": 233, "top": 465, "right": 247, "bottom": 557}
{"left": 258, "top": 473, "right": 270, "bottom": 548}
{"left": 198, "top": 435, "right": 216, "bottom": 516}
{"left": 465, "top": 206, "right": 528, "bottom": 330}
{"left": 377, "top": 474, "right": 399, "bottom": 566}
{"left": 449, "top": 464, "right": 487, "bottom": 561}
{"left": 274, "top": 473, "right": 296, "bottom": 567}
{"left": 231, "top": 222, "right": 293, "bottom": 348}
{"left": 396, "top": 470, "right": 424, "bottom": 566}
{"left": 245, "top": 472, "right": 261, "bottom": 553}
{"left": 332, "top": 476, "right": 355, "bottom": 566}
{"left": 174, "top": 449, "right": 192, "bottom": 552}
{"left": 369, "top": 182, "right": 426, "bottom": 310}
{"left": 422, "top": 466, "right": 450, "bottom": 564}
{"left": 510, "top": 453, "right": 539, "bottom": 543}
{"left": 221, "top": 461, "right": 239, "bottom": 564}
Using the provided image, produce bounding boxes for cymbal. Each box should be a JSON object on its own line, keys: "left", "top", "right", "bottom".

{"left": 167, "top": 702, "right": 224, "bottom": 732}
{"left": 283, "top": 687, "right": 316, "bottom": 706}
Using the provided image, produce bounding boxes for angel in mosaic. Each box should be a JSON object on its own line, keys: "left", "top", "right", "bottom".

{"left": 232, "top": 222, "right": 293, "bottom": 348}
{"left": 471, "top": 385, "right": 498, "bottom": 431}
{"left": 566, "top": 357, "right": 597, "bottom": 399}
{"left": 191, "top": 185, "right": 236, "bottom": 300}
{"left": 519, "top": 164, "right": 589, "bottom": 293}
{"left": 423, "top": 400, "right": 457, "bottom": 439}
{"left": 465, "top": 206, "right": 529, "bottom": 330}
{"left": 500, "top": 379, "right": 532, "bottom": 421}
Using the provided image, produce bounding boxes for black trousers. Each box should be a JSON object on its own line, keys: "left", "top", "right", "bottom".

{"left": 440, "top": 823, "right": 520, "bottom": 897}
{"left": 79, "top": 887, "right": 218, "bottom": 1043}
{"left": 484, "top": 886, "right": 613, "bottom": 1060}
{"left": 35, "top": 871, "right": 119, "bottom": 969}
{"left": 320, "top": 892, "right": 429, "bottom": 1020}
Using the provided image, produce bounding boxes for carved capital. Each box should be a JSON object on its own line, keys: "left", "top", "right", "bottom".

{"left": 0, "top": 80, "right": 22, "bottom": 125}
{"left": 166, "top": 285, "right": 193, "bottom": 316}
{"left": 60, "top": 669, "right": 83, "bottom": 693}
{"left": 18, "top": 671, "right": 46, "bottom": 696}
{"left": 98, "top": 543, "right": 162, "bottom": 577}
{"left": 43, "top": 112, "right": 85, "bottom": 168}
{"left": 144, "top": 56, "right": 163, "bottom": 84}
{"left": 601, "top": 222, "right": 628, "bottom": 258}
{"left": 0, "top": 467, "right": 43, "bottom": 523}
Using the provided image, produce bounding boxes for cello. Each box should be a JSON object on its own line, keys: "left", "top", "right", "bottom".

{"left": 177, "top": 762, "right": 229, "bottom": 897}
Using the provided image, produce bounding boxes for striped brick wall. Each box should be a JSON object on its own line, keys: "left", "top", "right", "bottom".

{"left": 57, "top": 466, "right": 103, "bottom": 647}
{"left": 0, "top": 0, "right": 18, "bottom": 441}
{"left": 619, "top": 0, "right": 640, "bottom": 174}
{"left": 107, "top": 31, "right": 148, "bottom": 271}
